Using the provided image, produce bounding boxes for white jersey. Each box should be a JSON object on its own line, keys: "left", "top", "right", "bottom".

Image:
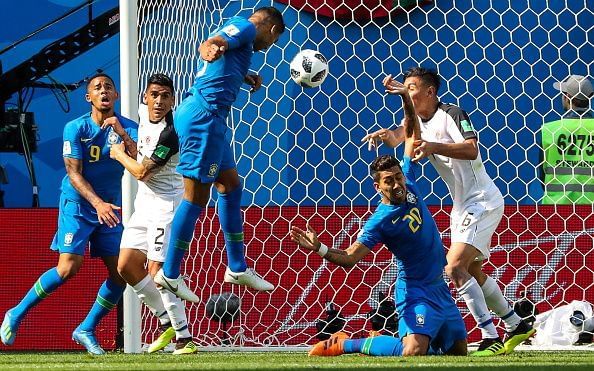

{"left": 136, "top": 104, "right": 183, "bottom": 197}
{"left": 406, "top": 103, "right": 504, "bottom": 211}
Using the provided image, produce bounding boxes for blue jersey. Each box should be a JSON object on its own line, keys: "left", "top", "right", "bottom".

{"left": 188, "top": 16, "right": 257, "bottom": 110}
{"left": 60, "top": 112, "right": 138, "bottom": 207}
{"left": 357, "top": 156, "right": 447, "bottom": 285}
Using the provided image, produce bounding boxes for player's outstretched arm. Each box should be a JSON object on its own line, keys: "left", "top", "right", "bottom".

{"left": 64, "top": 158, "right": 120, "bottom": 227}
{"left": 361, "top": 127, "right": 404, "bottom": 150}
{"left": 109, "top": 143, "right": 162, "bottom": 181}
{"left": 290, "top": 224, "right": 369, "bottom": 268}
{"left": 413, "top": 138, "right": 479, "bottom": 162}
{"left": 199, "top": 36, "right": 228, "bottom": 62}
{"left": 361, "top": 74, "right": 411, "bottom": 150}
{"left": 388, "top": 79, "right": 420, "bottom": 159}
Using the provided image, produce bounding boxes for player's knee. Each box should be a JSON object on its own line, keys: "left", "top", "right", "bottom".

{"left": 183, "top": 178, "right": 211, "bottom": 207}
{"left": 56, "top": 261, "right": 81, "bottom": 280}
{"left": 445, "top": 263, "right": 470, "bottom": 286}
{"left": 215, "top": 181, "right": 242, "bottom": 195}
{"left": 402, "top": 343, "right": 427, "bottom": 356}
{"left": 116, "top": 261, "right": 132, "bottom": 281}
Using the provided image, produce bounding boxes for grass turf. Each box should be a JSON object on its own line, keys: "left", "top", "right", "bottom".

{"left": 1, "top": 351, "right": 594, "bottom": 370}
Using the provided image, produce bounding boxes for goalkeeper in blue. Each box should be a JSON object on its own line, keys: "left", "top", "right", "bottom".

{"left": 155, "top": 7, "right": 285, "bottom": 302}
{"left": 1, "top": 73, "right": 138, "bottom": 355}
{"left": 290, "top": 80, "right": 468, "bottom": 357}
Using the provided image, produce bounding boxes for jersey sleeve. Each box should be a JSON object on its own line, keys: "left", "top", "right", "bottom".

{"left": 126, "top": 124, "right": 138, "bottom": 142}
{"left": 356, "top": 216, "right": 383, "bottom": 250}
{"left": 62, "top": 121, "right": 82, "bottom": 159}
{"left": 445, "top": 105, "right": 477, "bottom": 141}
{"left": 214, "top": 18, "right": 256, "bottom": 50}
{"left": 150, "top": 116, "right": 179, "bottom": 166}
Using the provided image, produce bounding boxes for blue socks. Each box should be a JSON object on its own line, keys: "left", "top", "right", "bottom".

{"left": 78, "top": 279, "right": 125, "bottom": 332}
{"left": 162, "top": 187, "right": 245, "bottom": 277}
{"left": 11, "top": 268, "right": 64, "bottom": 319}
{"left": 344, "top": 335, "right": 404, "bottom": 356}
{"left": 218, "top": 187, "right": 247, "bottom": 273}
{"left": 163, "top": 199, "right": 203, "bottom": 278}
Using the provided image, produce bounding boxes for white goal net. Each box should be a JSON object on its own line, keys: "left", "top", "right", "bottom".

{"left": 133, "top": 0, "right": 594, "bottom": 349}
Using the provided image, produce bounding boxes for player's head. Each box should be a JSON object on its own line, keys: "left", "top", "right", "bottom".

{"left": 553, "top": 75, "right": 593, "bottom": 112}
{"left": 144, "top": 73, "right": 175, "bottom": 123}
{"left": 403, "top": 67, "right": 440, "bottom": 111}
{"left": 85, "top": 73, "right": 118, "bottom": 113}
{"left": 250, "top": 7, "right": 285, "bottom": 51}
{"left": 370, "top": 155, "right": 407, "bottom": 205}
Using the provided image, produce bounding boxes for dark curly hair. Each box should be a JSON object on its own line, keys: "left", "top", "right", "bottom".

{"left": 370, "top": 155, "right": 402, "bottom": 182}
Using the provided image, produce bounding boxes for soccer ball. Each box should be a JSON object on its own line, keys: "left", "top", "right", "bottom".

{"left": 290, "top": 49, "right": 329, "bottom": 88}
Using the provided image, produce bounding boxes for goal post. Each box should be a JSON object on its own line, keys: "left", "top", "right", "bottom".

{"left": 120, "top": 0, "right": 142, "bottom": 354}
{"left": 124, "top": 0, "right": 594, "bottom": 351}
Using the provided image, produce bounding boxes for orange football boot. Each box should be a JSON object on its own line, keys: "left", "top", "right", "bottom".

{"left": 308, "top": 332, "right": 349, "bottom": 356}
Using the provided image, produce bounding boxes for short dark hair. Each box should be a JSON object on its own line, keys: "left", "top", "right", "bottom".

{"left": 370, "top": 155, "right": 402, "bottom": 182}
{"left": 403, "top": 67, "right": 441, "bottom": 93}
{"left": 146, "top": 73, "right": 175, "bottom": 94}
{"left": 255, "top": 6, "right": 285, "bottom": 34}
{"left": 86, "top": 73, "right": 116, "bottom": 89}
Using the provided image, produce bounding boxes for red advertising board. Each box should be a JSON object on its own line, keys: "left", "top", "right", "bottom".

{"left": 1, "top": 205, "right": 593, "bottom": 349}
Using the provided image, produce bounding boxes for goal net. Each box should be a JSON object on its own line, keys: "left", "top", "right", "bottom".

{"left": 133, "top": 0, "right": 594, "bottom": 349}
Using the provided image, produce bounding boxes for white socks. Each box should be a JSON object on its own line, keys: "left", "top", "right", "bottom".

{"left": 481, "top": 276, "right": 521, "bottom": 332}
{"left": 159, "top": 288, "right": 191, "bottom": 339}
{"left": 132, "top": 275, "right": 170, "bottom": 325}
{"left": 458, "top": 277, "right": 499, "bottom": 339}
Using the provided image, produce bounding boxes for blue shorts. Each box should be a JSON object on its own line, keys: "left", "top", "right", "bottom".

{"left": 50, "top": 195, "right": 122, "bottom": 257}
{"left": 396, "top": 280, "right": 467, "bottom": 354}
{"left": 174, "top": 93, "right": 236, "bottom": 182}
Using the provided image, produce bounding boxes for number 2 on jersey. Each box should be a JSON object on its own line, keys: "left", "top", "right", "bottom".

{"left": 403, "top": 207, "right": 422, "bottom": 233}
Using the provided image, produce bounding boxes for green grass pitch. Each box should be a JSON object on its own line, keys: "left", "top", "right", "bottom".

{"left": 2, "top": 351, "right": 594, "bottom": 370}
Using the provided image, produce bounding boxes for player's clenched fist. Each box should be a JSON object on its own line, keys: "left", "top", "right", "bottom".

{"left": 244, "top": 74, "right": 263, "bottom": 93}
{"left": 109, "top": 143, "right": 125, "bottom": 160}
{"left": 101, "top": 116, "right": 125, "bottom": 136}
{"left": 200, "top": 37, "right": 227, "bottom": 62}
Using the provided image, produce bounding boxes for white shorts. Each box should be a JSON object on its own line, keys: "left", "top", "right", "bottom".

{"left": 120, "top": 191, "right": 183, "bottom": 263}
{"left": 450, "top": 203, "right": 504, "bottom": 260}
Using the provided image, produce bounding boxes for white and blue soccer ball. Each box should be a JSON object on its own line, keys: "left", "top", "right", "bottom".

{"left": 290, "top": 49, "right": 329, "bottom": 88}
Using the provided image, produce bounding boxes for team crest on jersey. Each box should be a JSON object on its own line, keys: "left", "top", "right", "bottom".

{"left": 208, "top": 163, "right": 219, "bottom": 177}
{"left": 64, "top": 232, "right": 74, "bottom": 246}
{"left": 406, "top": 191, "right": 417, "bottom": 204}
{"left": 144, "top": 136, "right": 151, "bottom": 145}
{"left": 416, "top": 314, "right": 425, "bottom": 326}
{"left": 108, "top": 130, "right": 120, "bottom": 144}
